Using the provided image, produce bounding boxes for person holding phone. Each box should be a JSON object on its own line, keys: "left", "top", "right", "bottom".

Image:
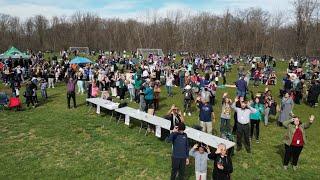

{"left": 166, "top": 105, "right": 185, "bottom": 131}
{"left": 208, "top": 143, "right": 233, "bottom": 180}
{"left": 282, "top": 115, "right": 315, "bottom": 170}
{"left": 189, "top": 143, "right": 210, "bottom": 180}
{"left": 231, "top": 97, "right": 257, "bottom": 153}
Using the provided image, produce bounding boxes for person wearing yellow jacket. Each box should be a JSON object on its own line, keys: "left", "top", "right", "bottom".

{"left": 282, "top": 115, "right": 315, "bottom": 170}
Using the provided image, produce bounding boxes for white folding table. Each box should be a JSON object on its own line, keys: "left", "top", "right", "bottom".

{"left": 115, "top": 107, "right": 235, "bottom": 149}
{"left": 86, "top": 98, "right": 119, "bottom": 120}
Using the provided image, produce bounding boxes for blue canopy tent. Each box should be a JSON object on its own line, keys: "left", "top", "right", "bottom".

{"left": 69, "top": 57, "right": 93, "bottom": 64}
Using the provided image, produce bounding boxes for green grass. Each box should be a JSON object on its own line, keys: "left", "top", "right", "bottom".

{"left": 0, "top": 61, "right": 319, "bottom": 179}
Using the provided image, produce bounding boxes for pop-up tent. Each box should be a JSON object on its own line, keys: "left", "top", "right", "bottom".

{"left": 0, "top": 46, "right": 30, "bottom": 59}
{"left": 69, "top": 56, "right": 93, "bottom": 64}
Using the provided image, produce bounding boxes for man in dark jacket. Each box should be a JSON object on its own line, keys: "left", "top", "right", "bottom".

{"left": 167, "top": 123, "right": 189, "bottom": 180}
{"left": 235, "top": 76, "right": 247, "bottom": 98}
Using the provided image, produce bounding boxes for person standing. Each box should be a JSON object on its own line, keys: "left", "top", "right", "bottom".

{"left": 153, "top": 82, "right": 161, "bottom": 110}
{"left": 231, "top": 97, "right": 257, "bottom": 153}
{"left": 198, "top": 99, "right": 214, "bottom": 134}
{"left": 40, "top": 79, "right": 48, "bottom": 99}
{"left": 134, "top": 75, "right": 143, "bottom": 102}
{"left": 144, "top": 83, "right": 154, "bottom": 110}
{"left": 189, "top": 144, "right": 210, "bottom": 180}
{"left": 182, "top": 85, "right": 193, "bottom": 116}
{"left": 249, "top": 97, "right": 264, "bottom": 143}
{"left": 235, "top": 75, "right": 248, "bottom": 98}
{"left": 282, "top": 115, "right": 315, "bottom": 170}
{"left": 76, "top": 71, "right": 84, "bottom": 94}
{"left": 208, "top": 143, "right": 233, "bottom": 180}
{"left": 167, "top": 123, "right": 189, "bottom": 180}
{"left": 24, "top": 82, "right": 35, "bottom": 108}
{"left": 166, "top": 71, "right": 174, "bottom": 97}
{"left": 48, "top": 68, "right": 55, "bottom": 88}
{"left": 167, "top": 105, "right": 185, "bottom": 131}
{"left": 67, "top": 77, "right": 77, "bottom": 109}
{"left": 278, "top": 92, "right": 294, "bottom": 126}
{"left": 220, "top": 93, "right": 232, "bottom": 135}
{"left": 179, "top": 67, "right": 186, "bottom": 89}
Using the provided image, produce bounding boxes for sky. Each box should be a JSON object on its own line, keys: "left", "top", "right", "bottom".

{"left": 0, "top": 0, "right": 292, "bottom": 20}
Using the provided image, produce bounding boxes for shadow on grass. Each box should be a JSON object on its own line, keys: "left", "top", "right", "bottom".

{"left": 274, "top": 144, "right": 285, "bottom": 160}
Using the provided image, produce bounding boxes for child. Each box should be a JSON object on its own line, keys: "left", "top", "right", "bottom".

{"left": 208, "top": 143, "right": 233, "bottom": 180}
{"left": 41, "top": 79, "right": 48, "bottom": 99}
{"left": 189, "top": 143, "right": 210, "bottom": 180}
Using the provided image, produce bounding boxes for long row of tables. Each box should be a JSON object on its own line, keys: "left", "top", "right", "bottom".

{"left": 86, "top": 98, "right": 235, "bottom": 149}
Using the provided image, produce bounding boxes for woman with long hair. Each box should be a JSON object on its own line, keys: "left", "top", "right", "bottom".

{"left": 282, "top": 115, "right": 315, "bottom": 170}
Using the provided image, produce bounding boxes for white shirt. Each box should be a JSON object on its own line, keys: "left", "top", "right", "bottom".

{"left": 166, "top": 75, "right": 174, "bottom": 86}
{"left": 142, "top": 70, "right": 149, "bottom": 77}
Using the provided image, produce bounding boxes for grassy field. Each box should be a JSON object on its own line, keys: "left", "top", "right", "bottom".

{"left": 0, "top": 61, "right": 319, "bottom": 179}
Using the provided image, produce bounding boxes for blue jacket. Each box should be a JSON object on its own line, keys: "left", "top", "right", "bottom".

{"left": 249, "top": 103, "right": 264, "bottom": 120}
{"left": 167, "top": 132, "right": 189, "bottom": 158}
{"left": 144, "top": 87, "right": 154, "bottom": 100}
{"left": 236, "top": 79, "right": 247, "bottom": 92}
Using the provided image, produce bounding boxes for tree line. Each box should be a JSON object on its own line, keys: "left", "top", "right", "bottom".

{"left": 0, "top": 0, "right": 319, "bottom": 58}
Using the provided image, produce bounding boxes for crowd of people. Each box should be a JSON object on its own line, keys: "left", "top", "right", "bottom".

{"left": 0, "top": 50, "right": 319, "bottom": 179}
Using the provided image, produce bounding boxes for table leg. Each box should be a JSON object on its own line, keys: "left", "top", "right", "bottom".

{"left": 117, "top": 114, "right": 122, "bottom": 124}
{"left": 96, "top": 105, "right": 100, "bottom": 114}
{"left": 145, "top": 124, "right": 149, "bottom": 136}
{"left": 139, "top": 121, "right": 143, "bottom": 133}
{"left": 109, "top": 111, "right": 114, "bottom": 121}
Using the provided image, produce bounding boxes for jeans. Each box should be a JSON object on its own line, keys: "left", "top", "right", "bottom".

{"left": 166, "top": 85, "right": 173, "bottom": 96}
{"left": 77, "top": 80, "right": 84, "bottom": 94}
{"left": 236, "top": 90, "right": 246, "bottom": 97}
{"left": 128, "top": 88, "right": 135, "bottom": 101}
{"left": 171, "top": 157, "right": 186, "bottom": 180}
{"left": 220, "top": 118, "right": 230, "bottom": 134}
{"left": 284, "top": 144, "right": 303, "bottom": 166}
{"left": 67, "top": 92, "right": 76, "bottom": 108}
{"left": 41, "top": 89, "right": 47, "bottom": 99}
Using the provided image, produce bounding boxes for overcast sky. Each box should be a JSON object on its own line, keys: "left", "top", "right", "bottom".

{"left": 0, "top": 0, "right": 293, "bottom": 20}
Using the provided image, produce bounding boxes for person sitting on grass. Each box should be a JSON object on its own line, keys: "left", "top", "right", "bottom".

{"left": 189, "top": 143, "right": 210, "bottom": 180}
{"left": 282, "top": 115, "right": 315, "bottom": 171}
{"left": 167, "top": 123, "right": 189, "bottom": 180}
{"left": 208, "top": 143, "right": 233, "bottom": 180}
